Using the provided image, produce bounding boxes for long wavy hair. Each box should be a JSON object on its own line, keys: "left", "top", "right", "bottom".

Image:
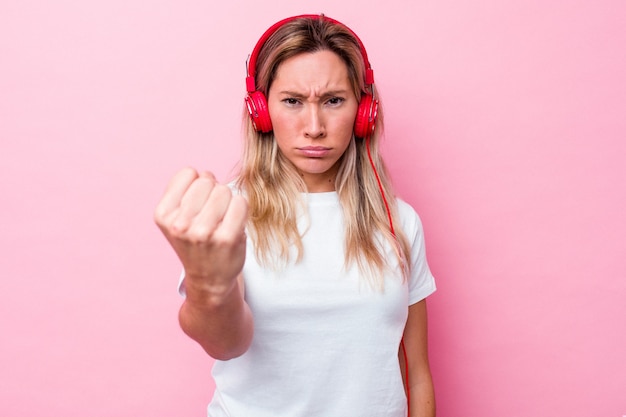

{"left": 236, "top": 15, "right": 411, "bottom": 286}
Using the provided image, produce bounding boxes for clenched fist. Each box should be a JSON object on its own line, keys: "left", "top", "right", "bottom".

{"left": 154, "top": 167, "right": 248, "bottom": 299}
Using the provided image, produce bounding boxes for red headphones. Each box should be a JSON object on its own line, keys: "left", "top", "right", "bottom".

{"left": 244, "top": 14, "right": 379, "bottom": 139}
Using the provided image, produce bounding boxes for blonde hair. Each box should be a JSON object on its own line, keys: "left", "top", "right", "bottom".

{"left": 237, "top": 16, "right": 411, "bottom": 286}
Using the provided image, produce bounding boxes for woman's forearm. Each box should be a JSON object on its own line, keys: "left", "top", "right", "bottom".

{"left": 179, "top": 274, "right": 253, "bottom": 360}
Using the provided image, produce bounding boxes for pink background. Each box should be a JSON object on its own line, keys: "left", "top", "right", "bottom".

{"left": 1, "top": 0, "right": 624, "bottom": 416}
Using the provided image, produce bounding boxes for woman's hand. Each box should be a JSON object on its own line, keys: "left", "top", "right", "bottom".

{"left": 155, "top": 167, "right": 253, "bottom": 360}
{"left": 154, "top": 167, "right": 248, "bottom": 302}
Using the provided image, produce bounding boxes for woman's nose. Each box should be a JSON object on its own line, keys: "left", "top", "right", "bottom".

{"left": 303, "top": 106, "right": 326, "bottom": 138}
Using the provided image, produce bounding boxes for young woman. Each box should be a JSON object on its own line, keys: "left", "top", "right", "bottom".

{"left": 155, "top": 14, "right": 436, "bottom": 417}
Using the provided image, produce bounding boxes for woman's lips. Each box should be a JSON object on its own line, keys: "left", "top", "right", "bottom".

{"left": 297, "top": 146, "right": 331, "bottom": 157}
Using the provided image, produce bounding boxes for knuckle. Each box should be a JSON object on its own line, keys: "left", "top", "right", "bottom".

{"left": 212, "top": 229, "right": 242, "bottom": 247}
{"left": 153, "top": 206, "right": 169, "bottom": 224}
{"left": 170, "top": 218, "right": 192, "bottom": 236}
{"left": 198, "top": 171, "right": 216, "bottom": 181}
{"left": 212, "top": 183, "right": 232, "bottom": 198}
{"left": 180, "top": 166, "right": 199, "bottom": 178}
{"left": 186, "top": 226, "right": 213, "bottom": 244}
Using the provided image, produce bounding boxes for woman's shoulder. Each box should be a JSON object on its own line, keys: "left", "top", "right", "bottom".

{"left": 395, "top": 197, "right": 426, "bottom": 238}
{"left": 396, "top": 197, "right": 420, "bottom": 219}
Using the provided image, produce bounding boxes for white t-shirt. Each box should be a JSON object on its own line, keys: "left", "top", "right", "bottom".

{"left": 180, "top": 192, "right": 435, "bottom": 417}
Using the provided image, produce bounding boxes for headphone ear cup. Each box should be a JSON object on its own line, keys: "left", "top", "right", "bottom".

{"left": 354, "top": 93, "right": 378, "bottom": 138}
{"left": 245, "top": 91, "right": 273, "bottom": 133}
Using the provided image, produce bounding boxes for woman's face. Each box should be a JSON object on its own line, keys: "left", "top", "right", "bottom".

{"left": 267, "top": 50, "right": 358, "bottom": 192}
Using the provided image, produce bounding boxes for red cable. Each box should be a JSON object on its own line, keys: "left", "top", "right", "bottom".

{"left": 365, "top": 136, "right": 395, "bottom": 235}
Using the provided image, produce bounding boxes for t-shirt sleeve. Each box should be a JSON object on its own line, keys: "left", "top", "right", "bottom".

{"left": 398, "top": 200, "right": 436, "bottom": 305}
{"left": 178, "top": 270, "right": 187, "bottom": 298}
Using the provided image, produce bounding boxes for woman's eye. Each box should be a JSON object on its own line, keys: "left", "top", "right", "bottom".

{"left": 283, "top": 98, "right": 300, "bottom": 105}
{"left": 327, "top": 97, "right": 344, "bottom": 106}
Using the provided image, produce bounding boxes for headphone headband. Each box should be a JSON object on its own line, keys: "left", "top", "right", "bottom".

{"left": 245, "top": 14, "right": 374, "bottom": 93}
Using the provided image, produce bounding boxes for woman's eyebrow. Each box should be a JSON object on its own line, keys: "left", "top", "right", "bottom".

{"left": 277, "top": 89, "right": 349, "bottom": 98}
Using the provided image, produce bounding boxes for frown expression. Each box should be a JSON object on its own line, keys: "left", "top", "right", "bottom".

{"left": 267, "top": 50, "right": 358, "bottom": 192}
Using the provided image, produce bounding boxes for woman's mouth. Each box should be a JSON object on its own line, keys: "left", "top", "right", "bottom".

{"left": 298, "top": 146, "right": 331, "bottom": 157}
